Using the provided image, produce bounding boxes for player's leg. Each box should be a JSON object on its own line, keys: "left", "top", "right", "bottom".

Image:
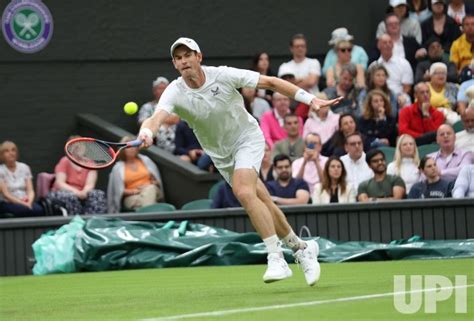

{"left": 232, "top": 168, "right": 292, "bottom": 283}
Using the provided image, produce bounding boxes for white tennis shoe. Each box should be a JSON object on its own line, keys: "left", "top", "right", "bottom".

{"left": 263, "top": 253, "right": 293, "bottom": 283}
{"left": 294, "top": 240, "right": 320, "bottom": 286}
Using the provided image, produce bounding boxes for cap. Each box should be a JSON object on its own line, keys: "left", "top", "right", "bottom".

{"left": 389, "top": 0, "right": 407, "bottom": 7}
{"left": 152, "top": 76, "right": 169, "bottom": 88}
{"left": 277, "top": 64, "right": 295, "bottom": 78}
{"left": 170, "top": 37, "right": 201, "bottom": 58}
{"left": 328, "top": 27, "right": 354, "bottom": 46}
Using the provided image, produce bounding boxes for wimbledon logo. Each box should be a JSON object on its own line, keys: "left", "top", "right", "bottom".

{"left": 2, "top": 0, "right": 53, "bottom": 53}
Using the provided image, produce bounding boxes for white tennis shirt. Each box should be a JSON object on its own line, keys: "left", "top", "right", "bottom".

{"left": 156, "top": 66, "right": 263, "bottom": 159}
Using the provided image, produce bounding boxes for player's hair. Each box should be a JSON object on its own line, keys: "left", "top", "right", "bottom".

{"left": 273, "top": 154, "right": 291, "bottom": 167}
{"left": 290, "top": 33, "right": 306, "bottom": 47}
{"left": 362, "top": 89, "right": 392, "bottom": 120}
{"left": 321, "top": 156, "right": 347, "bottom": 195}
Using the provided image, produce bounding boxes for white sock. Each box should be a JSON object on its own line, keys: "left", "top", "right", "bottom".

{"left": 282, "top": 231, "right": 306, "bottom": 252}
{"left": 263, "top": 235, "right": 282, "bottom": 255}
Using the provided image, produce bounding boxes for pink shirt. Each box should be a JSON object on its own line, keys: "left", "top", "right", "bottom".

{"left": 260, "top": 111, "right": 303, "bottom": 148}
{"left": 302, "top": 111, "right": 339, "bottom": 144}
{"left": 291, "top": 155, "right": 328, "bottom": 194}
{"left": 53, "top": 156, "right": 91, "bottom": 191}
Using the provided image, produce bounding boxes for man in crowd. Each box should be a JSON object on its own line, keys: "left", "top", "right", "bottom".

{"left": 271, "top": 114, "right": 305, "bottom": 162}
{"left": 452, "top": 164, "right": 474, "bottom": 198}
{"left": 456, "top": 107, "right": 474, "bottom": 152}
{"left": 450, "top": 14, "right": 474, "bottom": 74}
{"left": 408, "top": 156, "right": 454, "bottom": 199}
{"left": 340, "top": 132, "right": 373, "bottom": 190}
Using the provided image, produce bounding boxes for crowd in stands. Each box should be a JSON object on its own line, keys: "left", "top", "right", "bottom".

{"left": 1, "top": 0, "right": 474, "bottom": 217}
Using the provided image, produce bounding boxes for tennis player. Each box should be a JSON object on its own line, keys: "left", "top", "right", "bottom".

{"left": 138, "top": 37, "right": 342, "bottom": 285}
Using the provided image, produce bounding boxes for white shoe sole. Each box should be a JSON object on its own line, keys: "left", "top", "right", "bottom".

{"left": 263, "top": 271, "right": 293, "bottom": 283}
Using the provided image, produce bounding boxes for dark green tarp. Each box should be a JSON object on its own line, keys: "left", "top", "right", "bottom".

{"left": 32, "top": 216, "right": 474, "bottom": 275}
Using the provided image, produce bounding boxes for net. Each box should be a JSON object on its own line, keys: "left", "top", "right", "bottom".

{"left": 66, "top": 140, "right": 114, "bottom": 168}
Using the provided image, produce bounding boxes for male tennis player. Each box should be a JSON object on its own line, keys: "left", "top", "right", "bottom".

{"left": 138, "top": 37, "right": 342, "bottom": 285}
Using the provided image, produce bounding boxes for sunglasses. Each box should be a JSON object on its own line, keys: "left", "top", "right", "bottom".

{"left": 339, "top": 47, "right": 352, "bottom": 53}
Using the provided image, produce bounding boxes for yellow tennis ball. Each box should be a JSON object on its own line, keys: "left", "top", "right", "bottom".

{"left": 123, "top": 102, "right": 138, "bottom": 115}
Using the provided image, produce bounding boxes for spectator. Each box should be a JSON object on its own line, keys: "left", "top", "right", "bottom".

{"left": 292, "top": 133, "right": 328, "bottom": 194}
{"left": 302, "top": 93, "right": 340, "bottom": 145}
{"left": 408, "top": 156, "right": 454, "bottom": 198}
{"left": 240, "top": 87, "right": 271, "bottom": 122}
{"left": 260, "top": 92, "right": 303, "bottom": 148}
{"left": 107, "top": 136, "right": 164, "bottom": 213}
{"left": 277, "top": 33, "right": 321, "bottom": 93}
{"left": 324, "top": 31, "right": 365, "bottom": 88}
{"left": 358, "top": 89, "right": 397, "bottom": 148}
{"left": 48, "top": 137, "right": 107, "bottom": 215}
{"left": 312, "top": 156, "right": 357, "bottom": 204}
{"left": 358, "top": 64, "right": 403, "bottom": 118}
{"left": 421, "top": 0, "right": 462, "bottom": 53}
{"left": 415, "top": 36, "right": 459, "bottom": 83}
{"left": 452, "top": 164, "right": 474, "bottom": 198}
{"left": 370, "top": 34, "right": 414, "bottom": 98}
{"left": 260, "top": 143, "right": 275, "bottom": 182}
{"left": 137, "top": 76, "right": 169, "bottom": 125}
{"left": 340, "top": 132, "right": 374, "bottom": 189}
{"left": 211, "top": 181, "right": 241, "bottom": 209}
{"left": 174, "top": 120, "right": 213, "bottom": 172}
{"left": 322, "top": 113, "right": 360, "bottom": 157}
{"left": 357, "top": 149, "right": 406, "bottom": 202}
{"left": 457, "top": 68, "right": 474, "bottom": 114}
{"left": 387, "top": 134, "right": 422, "bottom": 193}
{"left": 272, "top": 114, "right": 305, "bottom": 162}
{"left": 266, "top": 154, "right": 310, "bottom": 205}
{"left": 155, "top": 114, "right": 180, "bottom": 154}
{"left": 0, "top": 141, "right": 44, "bottom": 217}
{"left": 428, "top": 124, "right": 473, "bottom": 181}
{"left": 408, "top": 0, "right": 432, "bottom": 23}
{"left": 450, "top": 14, "right": 474, "bottom": 74}
{"left": 399, "top": 82, "right": 445, "bottom": 145}
{"left": 447, "top": 0, "right": 474, "bottom": 25}
{"left": 376, "top": 0, "right": 423, "bottom": 44}
{"left": 322, "top": 27, "right": 369, "bottom": 75}
{"left": 428, "top": 62, "right": 460, "bottom": 124}
{"left": 250, "top": 52, "right": 274, "bottom": 104}
{"left": 323, "top": 64, "right": 361, "bottom": 115}
{"left": 455, "top": 106, "right": 474, "bottom": 152}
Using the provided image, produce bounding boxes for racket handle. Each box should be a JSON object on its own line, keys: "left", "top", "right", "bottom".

{"left": 127, "top": 139, "right": 143, "bottom": 147}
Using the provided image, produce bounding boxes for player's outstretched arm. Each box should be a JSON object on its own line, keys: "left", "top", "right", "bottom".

{"left": 138, "top": 109, "right": 170, "bottom": 148}
{"left": 257, "top": 75, "right": 342, "bottom": 110}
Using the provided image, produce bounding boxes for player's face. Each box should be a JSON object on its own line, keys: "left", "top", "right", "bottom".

{"left": 172, "top": 46, "right": 202, "bottom": 77}
{"left": 275, "top": 159, "right": 292, "bottom": 181}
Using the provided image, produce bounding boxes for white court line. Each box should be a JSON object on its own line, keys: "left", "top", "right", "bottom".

{"left": 140, "top": 284, "right": 474, "bottom": 321}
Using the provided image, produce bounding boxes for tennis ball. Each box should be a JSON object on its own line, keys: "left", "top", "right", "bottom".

{"left": 123, "top": 102, "right": 138, "bottom": 115}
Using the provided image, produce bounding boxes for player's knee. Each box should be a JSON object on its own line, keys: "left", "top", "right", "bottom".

{"left": 233, "top": 187, "right": 256, "bottom": 205}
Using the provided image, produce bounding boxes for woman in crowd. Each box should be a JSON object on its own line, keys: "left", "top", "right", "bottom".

{"left": 322, "top": 113, "right": 360, "bottom": 157}
{"left": 387, "top": 134, "right": 422, "bottom": 193}
{"left": 0, "top": 141, "right": 44, "bottom": 217}
{"left": 251, "top": 52, "right": 274, "bottom": 104}
{"left": 108, "top": 136, "right": 164, "bottom": 213}
{"left": 358, "top": 89, "right": 397, "bottom": 148}
{"left": 325, "top": 38, "right": 365, "bottom": 89}
{"left": 428, "top": 62, "right": 460, "bottom": 124}
{"left": 260, "top": 142, "right": 275, "bottom": 182}
{"left": 312, "top": 156, "right": 356, "bottom": 204}
{"left": 408, "top": 0, "right": 431, "bottom": 23}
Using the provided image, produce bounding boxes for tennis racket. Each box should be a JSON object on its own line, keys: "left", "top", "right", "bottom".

{"left": 65, "top": 137, "right": 143, "bottom": 170}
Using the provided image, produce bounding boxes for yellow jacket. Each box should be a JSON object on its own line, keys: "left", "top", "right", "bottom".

{"left": 450, "top": 34, "right": 473, "bottom": 73}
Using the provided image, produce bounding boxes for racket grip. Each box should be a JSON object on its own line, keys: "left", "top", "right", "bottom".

{"left": 128, "top": 139, "right": 143, "bottom": 147}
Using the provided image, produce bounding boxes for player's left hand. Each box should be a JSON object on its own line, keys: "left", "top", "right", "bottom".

{"left": 310, "top": 96, "right": 343, "bottom": 110}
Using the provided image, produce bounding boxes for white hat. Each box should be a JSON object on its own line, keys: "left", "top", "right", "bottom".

{"left": 389, "top": 0, "right": 407, "bottom": 7}
{"left": 277, "top": 64, "right": 295, "bottom": 78}
{"left": 170, "top": 37, "right": 201, "bottom": 58}
{"left": 152, "top": 76, "right": 169, "bottom": 88}
{"left": 328, "top": 27, "right": 354, "bottom": 46}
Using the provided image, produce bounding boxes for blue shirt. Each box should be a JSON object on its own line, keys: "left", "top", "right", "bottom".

{"left": 457, "top": 79, "right": 474, "bottom": 103}
{"left": 266, "top": 178, "right": 309, "bottom": 198}
{"left": 322, "top": 45, "right": 369, "bottom": 74}
{"left": 211, "top": 182, "right": 241, "bottom": 209}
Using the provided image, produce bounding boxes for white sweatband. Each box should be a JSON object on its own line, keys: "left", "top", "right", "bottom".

{"left": 139, "top": 127, "right": 154, "bottom": 140}
{"left": 294, "top": 89, "right": 315, "bottom": 105}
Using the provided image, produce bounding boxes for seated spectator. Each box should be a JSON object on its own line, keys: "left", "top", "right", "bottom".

{"left": 107, "top": 136, "right": 163, "bottom": 213}
{"left": 457, "top": 69, "right": 474, "bottom": 114}
{"left": 0, "top": 141, "right": 44, "bottom": 217}
{"left": 448, "top": 0, "right": 474, "bottom": 26}
{"left": 421, "top": 0, "right": 462, "bottom": 53}
{"left": 370, "top": 34, "right": 414, "bottom": 99}
{"left": 240, "top": 87, "right": 271, "bottom": 122}
{"left": 428, "top": 62, "right": 460, "bottom": 125}
{"left": 450, "top": 14, "right": 474, "bottom": 74}
{"left": 260, "top": 92, "right": 303, "bottom": 148}
{"left": 312, "top": 156, "right": 357, "bottom": 204}
{"left": 271, "top": 114, "right": 305, "bottom": 162}
{"left": 399, "top": 82, "right": 445, "bottom": 145}
{"left": 408, "top": 0, "right": 432, "bottom": 23}
{"left": 428, "top": 124, "right": 473, "bottom": 181}
{"left": 408, "top": 156, "right": 454, "bottom": 198}
{"left": 387, "top": 134, "right": 422, "bottom": 193}
{"left": 174, "top": 120, "right": 213, "bottom": 172}
{"left": 357, "top": 149, "right": 406, "bottom": 202}
{"left": 452, "top": 164, "right": 474, "bottom": 198}
{"left": 456, "top": 106, "right": 474, "bottom": 152}
{"left": 155, "top": 114, "right": 180, "bottom": 154}
{"left": 323, "top": 64, "right": 361, "bottom": 115}
{"left": 48, "top": 137, "right": 107, "bottom": 215}
{"left": 292, "top": 133, "right": 328, "bottom": 194}
{"left": 302, "top": 93, "right": 340, "bottom": 145}
{"left": 250, "top": 52, "right": 275, "bottom": 104}
{"left": 266, "top": 154, "right": 310, "bottom": 205}
{"left": 324, "top": 32, "right": 365, "bottom": 89}
{"left": 415, "top": 36, "right": 459, "bottom": 84}
{"left": 376, "top": 0, "right": 422, "bottom": 44}
{"left": 340, "top": 132, "right": 374, "bottom": 189}
{"left": 137, "top": 76, "right": 169, "bottom": 125}
{"left": 322, "top": 113, "right": 361, "bottom": 157}
{"left": 211, "top": 181, "right": 241, "bottom": 209}
{"left": 260, "top": 143, "right": 275, "bottom": 182}
{"left": 358, "top": 89, "right": 397, "bottom": 148}
{"left": 358, "top": 64, "right": 403, "bottom": 118}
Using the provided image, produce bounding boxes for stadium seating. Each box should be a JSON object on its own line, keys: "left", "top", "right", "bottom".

{"left": 453, "top": 120, "right": 464, "bottom": 133}
{"left": 181, "top": 199, "right": 212, "bottom": 210}
{"left": 418, "top": 144, "right": 440, "bottom": 158}
{"left": 208, "top": 180, "right": 224, "bottom": 199}
{"left": 378, "top": 146, "right": 395, "bottom": 163}
{"left": 135, "top": 203, "right": 176, "bottom": 213}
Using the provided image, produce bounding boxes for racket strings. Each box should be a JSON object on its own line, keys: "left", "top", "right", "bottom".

{"left": 66, "top": 141, "right": 114, "bottom": 166}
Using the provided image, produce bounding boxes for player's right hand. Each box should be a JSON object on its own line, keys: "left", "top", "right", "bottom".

{"left": 138, "top": 128, "right": 154, "bottom": 148}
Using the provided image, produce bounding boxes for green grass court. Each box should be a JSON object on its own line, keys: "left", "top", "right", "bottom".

{"left": 1, "top": 259, "right": 473, "bottom": 321}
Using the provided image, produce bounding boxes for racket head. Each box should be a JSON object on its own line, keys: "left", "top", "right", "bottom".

{"left": 65, "top": 137, "right": 118, "bottom": 169}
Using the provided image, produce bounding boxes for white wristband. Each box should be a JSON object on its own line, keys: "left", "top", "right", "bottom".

{"left": 139, "top": 127, "right": 154, "bottom": 140}
{"left": 294, "top": 88, "right": 315, "bottom": 105}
